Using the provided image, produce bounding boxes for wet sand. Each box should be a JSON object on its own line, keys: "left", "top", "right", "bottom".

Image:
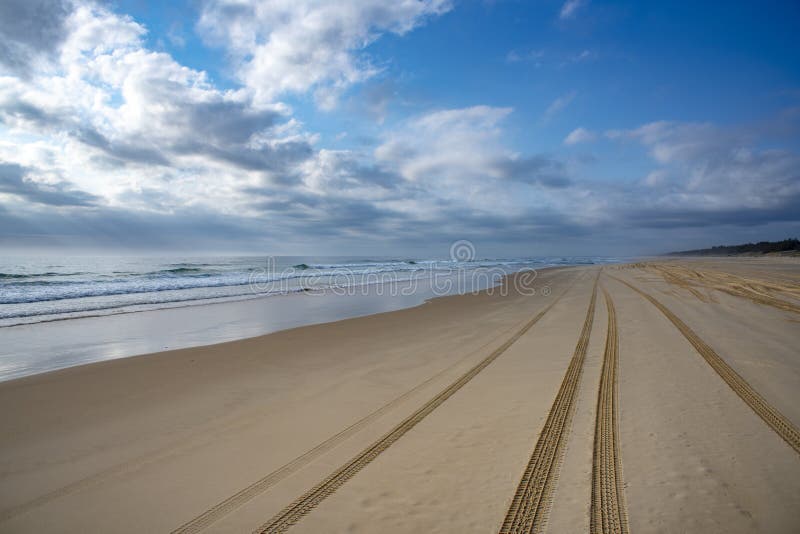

{"left": 0, "top": 259, "right": 798, "bottom": 533}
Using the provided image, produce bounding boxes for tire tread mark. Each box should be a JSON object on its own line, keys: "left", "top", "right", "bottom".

{"left": 254, "top": 274, "right": 579, "bottom": 533}
{"left": 5, "top": 316, "right": 526, "bottom": 528}
{"left": 171, "top": 294, "right": 552, "bottom": 533}
{"left": 609, "top": 274, "right": 800, "bottom": 455}
{"left": 649, "top": 264, "right": 800, "bottom": 314}
{"left": 499, "top": 273, "right": 599, "bottom": 534}
{"left": 590, "top": 287, "right": 629, "bottom": 534}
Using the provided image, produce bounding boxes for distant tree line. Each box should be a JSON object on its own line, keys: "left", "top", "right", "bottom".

{"left": 667, "top": 238, "right": 800, "bottom": 256}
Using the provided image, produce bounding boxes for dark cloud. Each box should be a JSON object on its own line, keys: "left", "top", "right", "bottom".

{"left": 246, "top": 181, "right": 592, "bottom": 245}
{"left": 187, "top": 101, "right": 280, "bottom": 145}
{"left": 0, "top": 83, "right": 313, "bottom": 172}
{"left": 0, "top": 98, "right": 64, "bottom": 127}
{"left": 625, "top": 197, "right": 800, "bottom": 229}
{"left": 587, "top": 119, "right": 800, "bottom": 236}
{"left": 246, "top": 186, "right": 409, "bottom": 238}
{"left": 0, "top": 0, "right": 71, "bottom": 75}
{"left": 0, "top": 96, "right": 171, "bottom": 168}
{"left": 348, "top": 79, "right": 399, "bottom": 123}
{"left": 0, "top": 202, "right": 266, "bottom": 251}
{"left": 350, "top": 164, "right": 402, "bottom": 189}
{"left": 172, "top": 139, "right": 314, "bottom": 172}
{"left": 432, "top": 204, "right": 593, "bottom": 243}
{"left": 0, "top": 162, "right": 98, "bottom": 206}
{"left": 136, "top": 78, "right": 283, "bottom": 146}
{"left": 323, "top": 154, "right": 403, "bottom": 189}
{"left": 286, "top": 198, "right": 405, "bottom": 235}
{"left": 493, "top": 156, "right": 572, "bottom": 188}
{"left": 72, "top": 127, "right": 171, "bottom": 167}
{"left": 244, "top": 151, "right": 404, "bottom": 194}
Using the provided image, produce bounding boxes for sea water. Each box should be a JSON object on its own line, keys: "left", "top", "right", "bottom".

{"left": 0, "top": 255, "right": 621, "bottom": 380}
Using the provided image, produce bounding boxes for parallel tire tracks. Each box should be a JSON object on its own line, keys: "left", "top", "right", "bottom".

{"left": 6, "top": 318, "right": 524, "bottom": 528}
{"left": 499, "top": 274, "right": 599, "bottom": 534}
{"left": 590, "top": 287, "right": 629, "bottom": 534}
{"left": 171, "top": 295, "right": 556, "bottom": 534}
{"left": 253, "top": 274, "right": 577, "bottom": 533}
{"left": 610, "top": 274, "right": 800, "bottom": 455}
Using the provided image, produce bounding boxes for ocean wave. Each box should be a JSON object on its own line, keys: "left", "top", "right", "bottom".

{"left": 0, "top": 273, "right": 31, "bottom": 279}
{"left": 0, "top": 256, "right": 623, "bottom": 322}
{"left": 0, "top": 259, "right": 582, "bottom": 304}
{"left": 0, "top": 273, "right": 435, "bottom": 323}
{"left": 1, "top": 275, "right": 253, "bottom": 304}
{"left": 168, "top": 262, "right": 215, "bottom": 268}
{"left": 158, "top": 267, "right": 205, "bottom": 274}
{"left": 0, "top": 260, "right": 511, "bottom": 305}
{"left": 0, "top": 266, "right": 431, "bottom": 304}
{"left": 300, "top": 261, "right": 424, "bottom": 270}
{"left": 0, "top": 271, "right": 88, "bottom": 279}
{"left": 0, "top": 286, "right": 313, "bottom": 322}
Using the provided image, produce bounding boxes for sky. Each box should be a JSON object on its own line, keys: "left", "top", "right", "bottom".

{"left": 0, "top": 0, "right": 799, "bottom": 257}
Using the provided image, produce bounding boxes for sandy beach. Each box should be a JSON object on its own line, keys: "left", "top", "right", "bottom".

{"left": 1, "top": 259, "right": 799, "bottom": 533}
{"left": 2, "top": 1, "right": 798, "bottom": 532}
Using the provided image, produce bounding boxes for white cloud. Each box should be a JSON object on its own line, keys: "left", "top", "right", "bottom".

{"left": 564, "top": 127, "right": 595, "bottom": 145}
{"left": 0, "top": 0, "right": 313, "bottom": 214}
{"left": 559, "top": 0, "right": 586, "bottom": 20}
{"left": 612, "top": 120, "right": 800, "bottom": 215}
{"left": 197, "top": 0, "right": 452, "bottom": 109}
{"left": 1, "top": 1, "right": 798, "bottom": 253}
{"left": 0, "top": 3, "right": 586, "bottom": 247}
{"left": 506, "top": 48, "right": 595, "bottom": 68}
{"left": 506, "top": 48, "right": 545, "bottom": 64}
{"left": 375, "top": 106, "right": 511, "bottom": 197}
{"left": 543, "top": 90, "right": 576, "bottom": 121}
{"left": 373, "top": 106, "right": 579, "bottom": 222}
{"left": 564, "top": 49, "right": 597, "bottom": 65}
{"left": 642, "top": 169, "right": 669, "bottom": 187}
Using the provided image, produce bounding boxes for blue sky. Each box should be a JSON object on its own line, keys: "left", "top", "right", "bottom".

{"left": 1, "top": 0, "right": 799, "bottom": 256}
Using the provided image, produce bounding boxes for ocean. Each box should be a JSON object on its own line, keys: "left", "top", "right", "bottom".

{"left": 0, "top": 255, "right": 621, "bottom": 381}
{"left": 0, "top": 255, "right": 620, "bottom": 327}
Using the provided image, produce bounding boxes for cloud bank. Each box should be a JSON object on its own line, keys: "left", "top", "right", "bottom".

{"left": 0, "top": 0, "right": 798, "bottom": 255}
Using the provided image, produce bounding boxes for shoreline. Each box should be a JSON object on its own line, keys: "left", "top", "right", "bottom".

{"left": 2, "top": 256, "right": 620, "bottom": 328}
{"left": 0, "top": 258, "right": 798, "bottom": 533}
{"left": 0, "top": 266, "right": 561, "bottom": 384}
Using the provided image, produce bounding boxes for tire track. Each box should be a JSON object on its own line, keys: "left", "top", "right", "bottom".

{"left": 609, "top": 274, "right": 800, "bottom": 455}
{"left": 171, "top": 286, "right": 563, "bottom": 534}
{"left": 7, "top": 334, "right": 504, "bottom": 527}
{"left": 590, "top": 287, "right": 629, "bottom": 534}
{"left": 0, "top": 274, "right": 576, "bottom": 530}
{"left": 1, "top": 394, "right": 281, "bottom": 523}
{"left": 649, "top": 265, "right": 712, "bottom": 303}
{"left": 499, "top": 274, "right": 599, "bottom": 534}
{"left": 253, "top": 274, "right": 579, "bottom": 534}
{"left": 648, "top": 264, "right": 800, "bottom": 314}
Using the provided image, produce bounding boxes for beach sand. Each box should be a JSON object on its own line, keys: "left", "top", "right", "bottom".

{"left": 0, "top": 259, "right": 798, "bottom": 533}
